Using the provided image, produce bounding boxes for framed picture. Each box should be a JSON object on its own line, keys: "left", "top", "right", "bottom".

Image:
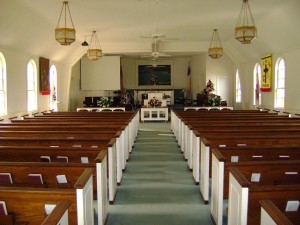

{"left": 39, "top": 57, "right": 50, "bottom": 95}
{"left": 138, "top": 65, "right": 171, "bottom": 86}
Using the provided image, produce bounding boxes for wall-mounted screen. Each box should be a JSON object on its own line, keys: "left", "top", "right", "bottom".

{"left": 81, "top": 56, "right": 120, "bottom": 90}
{"left": 138, "top": 65, "right": 171, "bottom": 86}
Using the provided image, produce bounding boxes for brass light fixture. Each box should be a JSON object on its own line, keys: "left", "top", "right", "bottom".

{"left": 235, "top": 0, "right": 257, "bottom": 44}
{"left": 87, "top": 31, "right": 102, "bottom": 60}
{"left": 55, "top": 1, "right": 76, "bottom": 46}
{"left": 208, "top": 29, "right": 223, "bottom": 59}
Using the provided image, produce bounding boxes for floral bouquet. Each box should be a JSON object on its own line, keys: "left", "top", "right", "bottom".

{"left": 97, "top": 97, "right": 113, "bottom": 107}
{"left": 207, "top": 95, "right": 221, "bottom": 106}
{"left": 203, "top": 79, "right": 215, "bottom": 94}
{"left": 148, "top": 97, "right": 160, "bottom": 107}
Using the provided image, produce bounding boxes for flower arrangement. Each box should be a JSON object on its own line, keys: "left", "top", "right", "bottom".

{"left": 207, "top": 95, "right": 222, "bottom": 106}
{"left": 203, "top": 79, "right": 215, "bottom": 94}
{"left": 148, "top": 97, "right": 160, "bottom": 107}
{"left": 97, "top": 97, "right": 113, "bottom": 107}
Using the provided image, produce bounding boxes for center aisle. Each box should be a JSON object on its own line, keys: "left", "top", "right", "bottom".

{"left": 105, "top": 122, "right": 213, "bottom": 225}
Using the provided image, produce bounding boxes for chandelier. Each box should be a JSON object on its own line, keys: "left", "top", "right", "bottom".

{"left": 55, "top": 1, "right": 76, "bottom": 46}
{"left": 208, "top": 29, "right": 223, "bottom": 59}
{"left": 87, "top": 31, "right": 102, "bottom": 61}
{"left": 235, "top": 0, "right": 257, "bottom": 44}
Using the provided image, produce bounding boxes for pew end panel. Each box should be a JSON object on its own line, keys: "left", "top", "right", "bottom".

{"left": 259, "top": 200, "right": 297, "bottom": 225}
{"left": 211, "top": 151, "right": 225, "bottom": 225}
{"left": 200, "top": 138, "right": 210, "bottom": 204}
{"left": 192, "top": 130, "right": 200, "bottom": 183}
{"left": 107, "top": 138, "right": 117, "bottom": 204}
{"left": 95, "top": 149, "right": 109, "bottom": 225}
{"left": 228, "top": 167, "right": 250, "bottom": 225}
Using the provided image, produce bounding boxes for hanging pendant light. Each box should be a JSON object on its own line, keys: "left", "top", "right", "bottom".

{"left": 208, "top": 29, "right": 223, "bottom": 59}
{"left": 81, "top": 36, "right": 88, "bottom": 46}
{"left": 87, "top": 31, "right": 102, "bottom": 60}
{"left": 55, "top": 1, "right": 76, "bottom": 46}
{"left": 235, "top": 0, "right": 257, "bottom": 44}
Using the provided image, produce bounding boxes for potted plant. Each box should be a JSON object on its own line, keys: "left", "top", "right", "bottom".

{"left": 97, "top": 97, "right": 113, "bottom": 107}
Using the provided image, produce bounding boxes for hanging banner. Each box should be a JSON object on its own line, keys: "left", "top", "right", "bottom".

{"left": 39, "top": 57, "right": 50, "bottom": 95}
{"left": 261, "top": 55, "right": 272, "bottom": 92}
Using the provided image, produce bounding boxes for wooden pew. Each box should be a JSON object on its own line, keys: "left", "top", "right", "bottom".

{"left": 211, "top": 146, "right": 300, "bottom": 225}
{"left": 188, "top": 127, "right": 300, "bottom": 181}
{"left": 259, "top": 199, "right": 299, "bottom": 225}
{"left": 0, "top": 137, "right": 116, "bottom": 204}
{"left": 228, "top": 164, "right": 300, "bottom": 225}
{"left": 0, "top": 162, "right": 95, "bottom": 225}
{"left": 199, "top": 136, "right": 300, "bottom": 204}
{"left": 0, "top": 146, "right": 109, "bottom": 225}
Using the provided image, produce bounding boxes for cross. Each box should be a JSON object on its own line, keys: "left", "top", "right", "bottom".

{"left": 263, "top": 64, "right": 269, "bottom": 83}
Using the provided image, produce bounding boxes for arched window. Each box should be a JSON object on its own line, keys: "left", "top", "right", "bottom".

{"left": 27, "top": 60, "right": 38, "bottom": 111}
{"left": 235, "top": 70, "right": 241, "bottom": 103}
{"left": 0, "top": 52, "right": 7, "bottom": 116}
{"left": 274, "top": 58, "right": 285, "bottom": 109}
{"left": 49, "top": 65, "right": 58, "bottom": 111}
{"left": 253, "top": 63, "right": 262, "bottom": 106}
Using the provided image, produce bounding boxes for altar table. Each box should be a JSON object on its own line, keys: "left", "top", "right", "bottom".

{"left": 140, "top": 107, "right": 168, "bottom": 122}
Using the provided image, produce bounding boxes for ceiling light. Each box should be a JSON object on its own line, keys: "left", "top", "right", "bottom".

{"left": 55, "top": 1, "right": 76, "bottom": 46}
{"left": 208, "top": 29, "right": 223, "bottom": 59}
{"left": 235, "top": 0, "right": 257, "bottom": 44}
{"left": 82, "top": 36, "right": 88, "bottom": 46}
{"left": 87, "top": 31, "right": 102, "bottom": 61}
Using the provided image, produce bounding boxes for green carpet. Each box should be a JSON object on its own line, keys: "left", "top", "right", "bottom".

{"left": 105, "top": 122, "right": 213, "bottom": 225}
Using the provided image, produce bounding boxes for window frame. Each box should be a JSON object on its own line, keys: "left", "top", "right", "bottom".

{"left": 274, "top": 58, "right": 285, "bottom": 109}
{"left": 253, "top": 63, "right": 262, "bottom": 106}
{"left": 0, "top": 52, "right": 7, "bottom": 116}
{"left": 27, "top": 59, "right": 38, "bottom": 112}
{"left": 49, "top": 65, "right": 58, "bottom": 111}
{"left": 235, "top": 70, "right": 242, "bottom": 103}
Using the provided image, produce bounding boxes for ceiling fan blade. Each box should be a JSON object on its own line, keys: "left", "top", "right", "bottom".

{"left": 139, "top": 35, "right": 154, "bottom": 39}
{"left": 157, "top": 53, "right": 172, "bottom": 57}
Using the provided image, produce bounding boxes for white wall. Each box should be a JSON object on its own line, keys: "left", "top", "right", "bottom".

{"left": 190, "top": 54, "right": 206, "bottom": 100}
{"left": 236, "top": 47, "right": 300, "bottom": 114}
{"left": 121, "top": 57, "right": 191, "bottom": 90}
{"left": 0, "top": 45, "right": 71, "bottom": 116}
{"left": 206, "top": 54, "right": 235, "bottom": 107}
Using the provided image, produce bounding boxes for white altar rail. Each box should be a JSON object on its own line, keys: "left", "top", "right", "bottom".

{"left": 184, "top": 106, "right": 233, "bottom": 111}
{"left": 77, "top": 107, "right": 125, "bottom": 112}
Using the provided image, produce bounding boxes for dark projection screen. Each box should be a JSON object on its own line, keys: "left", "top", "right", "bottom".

{"left": 138, "top": 65, "right": 171, "bottom": 86}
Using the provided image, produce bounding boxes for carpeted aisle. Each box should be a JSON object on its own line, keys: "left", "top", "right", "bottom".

{"left": 105, "top": 122, "right": 213, "bottom": 225}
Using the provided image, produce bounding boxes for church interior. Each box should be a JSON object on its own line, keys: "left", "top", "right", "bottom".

{"left": 0, "top": 0, "right": 300, "bottom": 225}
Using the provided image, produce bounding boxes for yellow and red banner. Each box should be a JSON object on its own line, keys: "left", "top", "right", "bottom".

{"left": 261, "top": 55, "right": 272, "bottom": 92}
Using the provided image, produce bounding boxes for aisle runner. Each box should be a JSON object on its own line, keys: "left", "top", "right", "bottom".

{"left": 105, "top": 125, "right": 213, "bottom": 225}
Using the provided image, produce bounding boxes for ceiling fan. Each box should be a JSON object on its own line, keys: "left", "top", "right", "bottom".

{"left": 139, "top": 0, "right": 178, "bottom": 42}
{"left": 145, "top": 58, "right": 168, "bottom": 68}
{"left": 141, "top": 38, "right": 172, "bottom": 58}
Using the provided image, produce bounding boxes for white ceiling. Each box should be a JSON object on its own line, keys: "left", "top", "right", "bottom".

{"left": 0, "top": 0, "right": 299, "bottom": 64}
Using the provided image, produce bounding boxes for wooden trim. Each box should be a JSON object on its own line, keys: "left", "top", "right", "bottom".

{"left": 107, "top": 138, "right": 116, "bottom": 147}
{"left": 193, "top": 130, "right": 201, "bottom": 137}
{"left": 201, "top": 137, "right": 210, "bottom": 146}
{"left": 42, "top": 200, "right": 71, "bottom": 225}
{"left": 95, "top": 149, "right": 108, "bottom": 163}
{"left": 211, "top": 148, "right": 225, "bottom": 162}
{"left": 259, "top": 200, "right": 294, "bottom": 225}
{"left": 228, "top": 167, "right": 251, "bottom": 188}
{"left": 74, "top": 168, "right": 94, "bottom": 189}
